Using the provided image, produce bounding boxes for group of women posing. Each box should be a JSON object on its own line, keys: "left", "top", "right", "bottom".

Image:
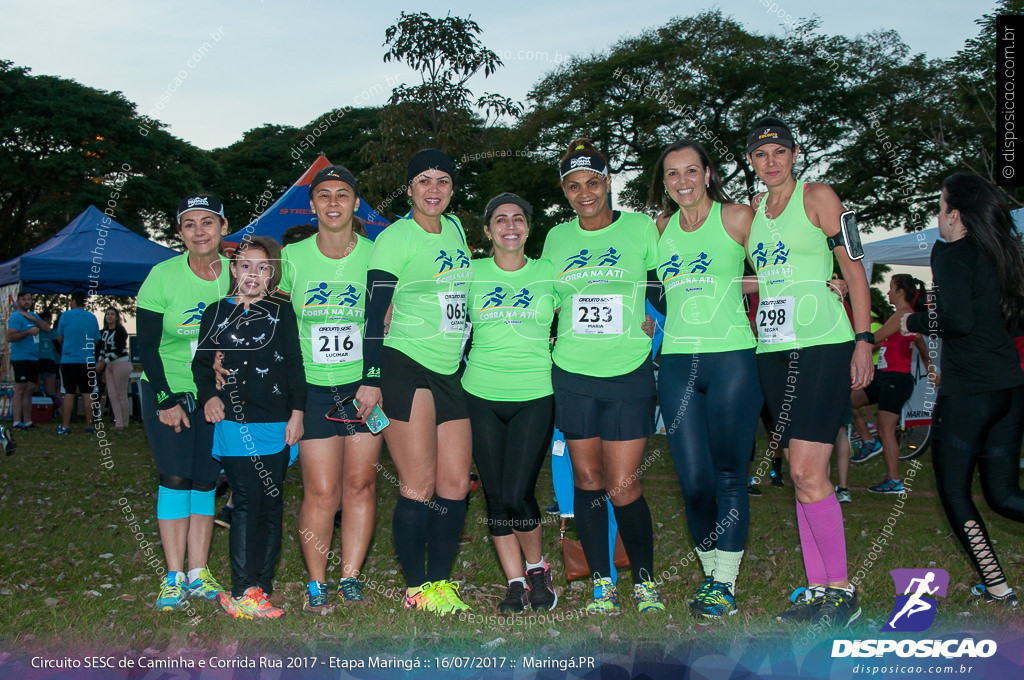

{"left": 136, "top": 115, "right": 1024, "bottom": 624}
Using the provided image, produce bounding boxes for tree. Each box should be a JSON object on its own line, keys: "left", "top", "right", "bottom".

{"left": 359, "top": 11, "right": 521, "bottom": 242}
{"left": 515, "top": 11, "right": 954, "bottom": 238}
{"left": 0, "top": 60, "right": 216, "bottom": 257}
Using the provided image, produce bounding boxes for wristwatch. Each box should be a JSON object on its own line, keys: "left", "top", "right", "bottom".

{"left": 854, "top": 332, "right": 875, "bottom": 344}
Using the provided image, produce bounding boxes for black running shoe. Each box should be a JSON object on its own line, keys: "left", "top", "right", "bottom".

{"left": 526, "top": 564, "right": 558, "bottom": 611}
{"left": 777, "top": 586, "right": 825, "bottom": 623}
{"left": 0, "top": 426, "right": 16, "bottom": 456}
{"left": 810, "top": 586, "right": 861, "bottom": 629}
{"left": 770, "top": 469, "right": 785, "bottom": 487}
{"left": 972, "top": 584, "right": 1019, "bottom": 608}
{"left": 497, "top": 581, "right": 529, "bottom": 614}
{"left": 545, "top": 503, "right": 560, "bottom": 515}
{"left": 214, "top": 505, "right": 232, "bottom": 529}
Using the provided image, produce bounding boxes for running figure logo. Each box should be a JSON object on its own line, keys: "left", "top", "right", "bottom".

{"left": 334, "top": 284, "right": 361, "bottom": 307}
{"left": 881, "top": 568, "right": 949, "bottom": 632}
{"left": 305, "top": 283, "right": 333, "bottom": 306}
{"left": 597, "top": 247, "right": 620, "bottom": 266}
{"left": 659, "top": 254, "right": 683, "bottom": 281}
{"left": 435, "top": 250, "right": 454, "bottom": 273}
{"left": 562, "top": 249, "right": 592, "bottom": 273}
{"left": 482, "top": 286, "right": 507, "bottom": 308}
{"left": 435, "top": 249, "right": 470, "bottom": 275}
{"left": 751, "top": 242, "right": 769, "bottom": 270}
{"left": 511, "top": 288, "right": 533, "bottom": 308}
{"left": 181, "top": 302, "right": 207, "bottom": 326}
{"left": 688, "top": 252, "right": 712, "bottom": 274}
{"left": 771, "top": 242, "right": 790, "bottom": 265}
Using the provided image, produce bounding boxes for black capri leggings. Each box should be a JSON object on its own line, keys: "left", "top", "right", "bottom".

{"left": 931, "top": 386, "right": 1024, "bottom": 589}
{"left": 466, "top": 394, "right": 554, "bottom": 537}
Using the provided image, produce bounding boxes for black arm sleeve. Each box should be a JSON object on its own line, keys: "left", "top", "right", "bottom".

{"left": 362, "top": 269, "right": 398, "bottom": 387}
{"left": 280, "top": 304, "right": 306, "bottom": 412}
{"left": 191, "top": 304, "right": 222, "bottom": 407}
{"left": 137, "top": 308, "right": 177, "bottom": 408}
{"left": 646, "top": 268, "right": 666, "bottom": 317}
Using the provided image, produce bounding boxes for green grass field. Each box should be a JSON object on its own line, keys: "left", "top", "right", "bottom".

{"left": 1, "top": 421, "right": 1021, "bottom": 659}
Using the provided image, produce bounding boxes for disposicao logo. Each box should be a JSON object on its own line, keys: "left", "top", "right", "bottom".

{"left": 832, "top": 567, "right": 997, "bottom": 660}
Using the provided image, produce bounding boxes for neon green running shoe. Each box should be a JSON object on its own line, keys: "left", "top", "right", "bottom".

{"left": 155, "top": 573, "right": 185, "bottom": 611}
{"left": 184, "top": 567, "right": 224, "bottom": 600}
{"left": 432, "top": 579, "right": 471, "bottom": 615}
{"left": 690, "top": 580, "right": 736, "bottom": 619}
{"left": 585, "top": 577, "right": 620, "bottom": 615}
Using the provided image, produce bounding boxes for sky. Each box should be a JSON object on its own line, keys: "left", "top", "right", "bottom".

{"left": 0, "top": 0, "right": 992, "bottom": 151}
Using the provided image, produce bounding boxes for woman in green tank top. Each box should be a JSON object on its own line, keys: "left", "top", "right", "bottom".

{"left": 649, "top": 140, "right": 762, "bottom": 619}
{"left": 745, "top": 117, "right": 874, "bottom": 630}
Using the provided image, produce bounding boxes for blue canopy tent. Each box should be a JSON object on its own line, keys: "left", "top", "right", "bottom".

{"left": 225, "top": 155, "right": 391, "bottom": 244}
{"left": 0, "top": 205, "right": 179, "bottom": 296}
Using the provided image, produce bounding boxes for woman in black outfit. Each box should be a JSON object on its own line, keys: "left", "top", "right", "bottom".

{"left": 96, "top": 306, "right": 131, "bottom": 429}
{"left": 903, "top": 173, "right": 1024, "bottom": 607}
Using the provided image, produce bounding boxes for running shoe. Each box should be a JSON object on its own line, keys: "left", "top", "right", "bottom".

{"left": 497, "top": 580, "right": 529, "bottom": 613}
{"left": 303, "top": 580, "right": 334, "bottom": 615}
{"left": 403, "top": 582, "right": 436, "bottom": 611}
{"left": 868, "top": 477, "right": 904, "bottom": 494}
{"left": 337, "top": 577, "right": 365, "bottom": 604}
{"left": 84, "top": 426, "right": 95, "bottom": 434}
{"left": 155, "top": 573, "right": 185, "bottom": 611}
{"left": 526, "top": 563, "right": 558, "bottom": 611}
{"left": 0, "top": 426, "right": 16, "bottom": 456}
{"left": 852, "top": 439, "right": 882, "bottom": 463}
{"left": 184, "top": 567, "right": 224, "bottom": 599}
{"left": 748, "top": 483, "right": 763, "bottom": 497}
{"left": 810, "top": 586, "right": 861, "bottom": 629}
{"left": 217, "top": 586, "right": 285, "bottom": 619}
{"left": 545, "top": 503, "right": 560, "bottom": 515}
{"left": 971, "top": 584, "right": 1019, "bottom": 608}
{"left": 836, "top": 487, "right": 852, "bottom": 504}
{"left": 433, "top": 579, "right": 471, "bottom": 614}
{"left": 770, "top": 469, "right": 785, "bottom": 487}
{"left": 586, "top": 577, "right": 620, "bottom": 615}
{"left": 55, "top": 426, "right": 70, "bottom": 435}
{"left": 776, "top": 586, "right": 825, "bottom": 623}
{"left": 634, "top": 570, "right": 665, "bottom": 613}
{"left": 691, "top": 580, "right": 737, "bottom": 619}
{"left": 214, "top": 505, "right": 232, "bottom": 529}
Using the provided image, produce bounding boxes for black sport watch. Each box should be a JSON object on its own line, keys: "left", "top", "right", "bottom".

{"left": 854, "top": 332, "right": 875, "bottom": 344}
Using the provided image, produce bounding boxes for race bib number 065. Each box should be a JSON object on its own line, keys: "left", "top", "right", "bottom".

{"left": 438, "top": 292, "right": 467, "bottom": 333}
{"left": 756, "top": 296, "right": 795, "bottom": 344}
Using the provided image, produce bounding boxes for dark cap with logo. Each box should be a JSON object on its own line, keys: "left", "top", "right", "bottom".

{"left": 308, "top": 165, "right": 360, "bottom": 199}
{"left": 747, "top": 117, "right": 796, "bottom": 154}
{"left": 483, "top": 192, "right": 533, "bottom": 223}
{"left": 177, "top": 195, "right": 225, "bottom": 223}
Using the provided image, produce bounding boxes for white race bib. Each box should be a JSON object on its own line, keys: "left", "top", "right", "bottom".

{"left": 572, "top": 295, "right": 623, "bottom": 335}
{"left": 438, "top": 292, "right": 467, "bottom": 333}
{"left": 756, "top": 296, "right": 795, "bottom": 344}
{"left": 877, "top": 345, "right": 887, "bottom": 371}
{"left": 189, "top": 340, "right": 198, "bottom": 360}
{"left": 312, "top": 323, "right": 362, "bottom": 364}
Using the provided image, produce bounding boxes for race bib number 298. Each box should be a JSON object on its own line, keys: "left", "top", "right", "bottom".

{"left": 756, "top": 296, "right": 795, "bottom": 344}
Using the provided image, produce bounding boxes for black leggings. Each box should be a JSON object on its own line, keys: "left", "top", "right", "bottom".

{"left": 220, "top": 447, "right": 289, "bottom": 598}
{"left": 659, "top": 350, "right": 762, "bottom": 553}
{"left": 466, "top": 394, "right": 554, "bottom": 537}
{"left": 931, "top": 386, "right": 1024, "bottom": 589}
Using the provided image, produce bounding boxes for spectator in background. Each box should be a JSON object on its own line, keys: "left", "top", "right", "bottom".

{"left": 36, "top": 311, "right": 59, "bottom": 401}
{"left": 55, "top": 292, "right": 99, "bottom": 435}
{"left": 6, "top": 291, "right": 51, "bottom": 429}
{"left": 97, "top": 306, "right": 131, "bottom": 430}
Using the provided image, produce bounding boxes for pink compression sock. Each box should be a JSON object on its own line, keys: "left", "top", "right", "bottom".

{"left": 800, "top": 494, "right": 849, "bottom": 583}
{"left": 796, "top": 499, "right": 828, "bottom": 585}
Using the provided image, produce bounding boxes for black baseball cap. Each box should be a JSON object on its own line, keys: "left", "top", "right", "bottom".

{"left": 177, "top": 195, "right": 225, "bottom": 223}
{"left": 308, "top": 165, "right": 359, "bottom": 199}
{"left": 747, "top": 117, "right": 796, "bottom": 154}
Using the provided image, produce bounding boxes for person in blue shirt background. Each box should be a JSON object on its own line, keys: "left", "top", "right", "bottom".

{"left": 6, "top": 291, "right": 51, "bottom": 429}
{"left": 36, "top": 310, "right": 59, "bottom": 401}
{"left": 55, "top": 291, "right": 99, "bottom": 434}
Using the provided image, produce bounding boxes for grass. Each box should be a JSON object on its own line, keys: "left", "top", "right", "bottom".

{"left": 0, "top": 419, "right": 1022, "bottom": 662}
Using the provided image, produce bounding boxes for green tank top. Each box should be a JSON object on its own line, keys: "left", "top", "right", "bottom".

{"left": 279, "top": 234, "right": 371, "bottom": 387}
{"left": 657, "top": 202, "right": 755, "bottom": 354}
{"left": 462, "top": 257, "right": 555, "bottom": 401}
{"left": 747, "top": 182, "right": 853, "bottom": 352}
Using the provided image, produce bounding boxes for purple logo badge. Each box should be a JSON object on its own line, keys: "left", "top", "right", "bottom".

{"left": 882, "top": 568, "right": 949, "bottom": 632}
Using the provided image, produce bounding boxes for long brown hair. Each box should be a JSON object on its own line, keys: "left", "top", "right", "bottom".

{"left": 229, "top": 235, "right": 283, "bottom": 297}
